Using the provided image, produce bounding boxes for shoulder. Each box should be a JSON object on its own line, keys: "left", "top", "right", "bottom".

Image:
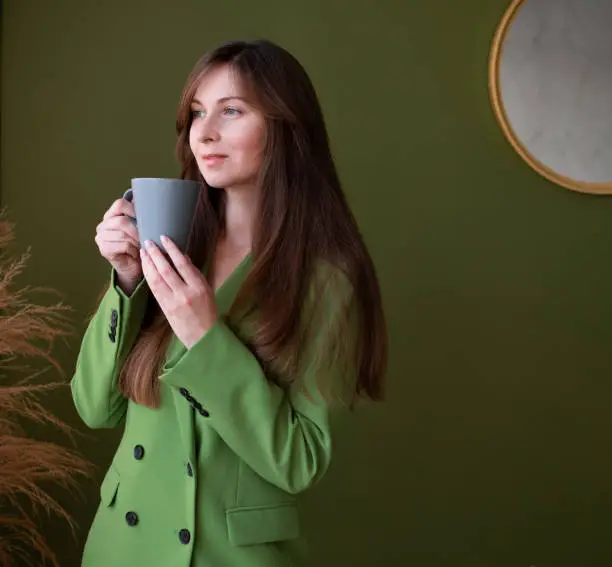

{"left": 296, "top": 259, "right": 360, "bottom": 402}
{"left": 300, "top": 258, "right": 357, "bottom": 338}
{"left": 307, "top": 258, "right": 354, "bottom": 307}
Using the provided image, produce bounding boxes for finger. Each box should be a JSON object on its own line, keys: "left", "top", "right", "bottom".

{"left": 98, "top": 215, "right": 140, "bottom": 243}
{"left": 103, "top": 197, "right": 136, "bottom": 221}
{"left": 98, "top": 239, "right": 140, "bottom": 261}
{"left": 102, "top": 198, "right": 126, "bottom": 220}
{"left": 140, "top": 246, "right": 172, "bottom": 297}
{"left": 143, "top": 240, "right": 186, "bottom": 290}
{"left": 95, "top": 228, "right": 140, "bottom": 249}
{"left": 160, "top": 235, "right": 203, "bottom": 288}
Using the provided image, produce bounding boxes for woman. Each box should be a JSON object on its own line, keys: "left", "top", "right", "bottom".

{"left": 71, "top": 39, "right": 387, "bottom": 567}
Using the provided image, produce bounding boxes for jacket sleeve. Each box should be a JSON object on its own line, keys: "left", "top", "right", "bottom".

{"left": 70, "top": 270, "right": 149, "bottom": 429}
{"left": 158, "top": 266, "right": 357, "bottom": 494}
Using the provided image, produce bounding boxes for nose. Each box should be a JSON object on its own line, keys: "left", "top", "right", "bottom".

{"left": 194, "top": 115, "right": 220, "bottom": 143}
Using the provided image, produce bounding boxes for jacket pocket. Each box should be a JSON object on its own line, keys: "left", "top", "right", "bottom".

{"left": 100, "top": 464, "right": 120, "bottom": 507}
{"left": 226, "top": 502, "right": 300, "bottom": 546}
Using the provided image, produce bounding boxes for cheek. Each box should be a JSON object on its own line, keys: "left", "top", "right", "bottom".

{"left": 233, "top": 125, "right": 265, "bottom": 164}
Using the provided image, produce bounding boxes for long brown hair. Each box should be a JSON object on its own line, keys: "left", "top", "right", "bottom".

{"left": 118, "top": 39, "right": 387, "bottom": 409}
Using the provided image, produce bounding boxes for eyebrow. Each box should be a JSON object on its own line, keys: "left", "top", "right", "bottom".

{"left": 191, "top": 96, "right": 248, "bottom": 106}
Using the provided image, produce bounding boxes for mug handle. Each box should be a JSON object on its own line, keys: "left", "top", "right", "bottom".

{"left": 122, "top": 189, "right": 137, "bottom": 225}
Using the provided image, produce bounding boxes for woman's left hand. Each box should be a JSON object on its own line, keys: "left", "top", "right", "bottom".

{"left": 140, "top": 235, "right": 218, "bottom": 349}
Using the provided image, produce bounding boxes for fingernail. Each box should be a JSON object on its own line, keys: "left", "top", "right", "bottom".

{"left": 160, "top": 235, "right": 168, "bottom": 243}
{"left": 145, "top": 240, "right": 154, "bottom": 249}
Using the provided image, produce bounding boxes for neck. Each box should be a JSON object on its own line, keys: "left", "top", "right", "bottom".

{"left": 222, "top": 185, "right": 259, "bottom": 251}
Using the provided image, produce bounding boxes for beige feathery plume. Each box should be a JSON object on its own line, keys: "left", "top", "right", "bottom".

{"left": 0, "top": 214, "right": 92, "bottom": 566}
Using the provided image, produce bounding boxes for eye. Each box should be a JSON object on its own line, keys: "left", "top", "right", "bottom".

{"left": 191, "top": 109, "right": 205, "bottom": 119}
{"left": 223, "top": 107, "right": 242, "bottom": 117}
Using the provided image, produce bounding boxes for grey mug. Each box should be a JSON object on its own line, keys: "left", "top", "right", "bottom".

{"left": 123, "top": 178, "right": 201, "bottom": 254}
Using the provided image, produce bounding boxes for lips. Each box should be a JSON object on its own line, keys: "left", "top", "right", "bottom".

{"left": 201, "top": 154, "right": 227, "bottom": 167}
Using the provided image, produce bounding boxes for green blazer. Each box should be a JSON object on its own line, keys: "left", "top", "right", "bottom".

{"left": 71, "top": 255, "right": 353, "bottom": 567}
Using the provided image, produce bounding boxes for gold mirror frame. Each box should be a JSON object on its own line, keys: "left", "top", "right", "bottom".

{"left": 488, "top": 0, "right": 612, "bottom": 195}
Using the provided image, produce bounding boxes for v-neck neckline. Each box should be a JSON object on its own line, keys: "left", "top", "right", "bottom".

{"left": 163, "top": 251, "right": 252, "bottom": 365}
{"left": 210, "top": 250, "right": 252, "bottom": 297}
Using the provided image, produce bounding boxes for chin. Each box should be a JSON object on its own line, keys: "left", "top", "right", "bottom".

{"left": 203, "top": 176, "right": 253, "bottom": 191}
{"left": 200, "top": 174, "right": 228, "bottom": 189}
{"left": 203, "top": 179, "right": 225, "bottom": 189}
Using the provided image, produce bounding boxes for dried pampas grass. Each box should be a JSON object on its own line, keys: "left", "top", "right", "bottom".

{"left": 0, "top": 214, "right": 92, "bottom": 566}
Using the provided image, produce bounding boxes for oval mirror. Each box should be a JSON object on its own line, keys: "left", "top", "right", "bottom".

{"left": 489, "top": 0, "right": 612, "bottom": 195}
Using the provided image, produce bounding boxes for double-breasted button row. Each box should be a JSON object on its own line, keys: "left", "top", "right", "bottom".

{"left": 131, "top": 443, "right": 192, "bottom": 479}
{"left": 178, "top": 387, "right": 210, "bottom": 417}
{"left": 125, "top": 511, "right": 190, "bottom": 545}
{"left": 109, "top": 309, "right": 118, "bottom": 343}
{"left": 123, "top": 442, "right": 192, "bottom": 543}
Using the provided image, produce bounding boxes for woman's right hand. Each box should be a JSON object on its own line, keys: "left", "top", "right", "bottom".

{"left": 95, "top": 198, "right": 143, "bottom": 296}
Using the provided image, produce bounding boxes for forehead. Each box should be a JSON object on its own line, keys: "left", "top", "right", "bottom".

{"left": 192, "top": 65, "right": 245, "bottom": 103}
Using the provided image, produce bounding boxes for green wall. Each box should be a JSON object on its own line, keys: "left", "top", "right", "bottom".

{"left": 3, "top": 1, "right": 612, "bottom": 566}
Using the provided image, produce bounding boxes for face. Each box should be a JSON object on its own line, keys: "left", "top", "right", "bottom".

{"left": 189, "top": 65, "right": 266, "bottom": 191}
